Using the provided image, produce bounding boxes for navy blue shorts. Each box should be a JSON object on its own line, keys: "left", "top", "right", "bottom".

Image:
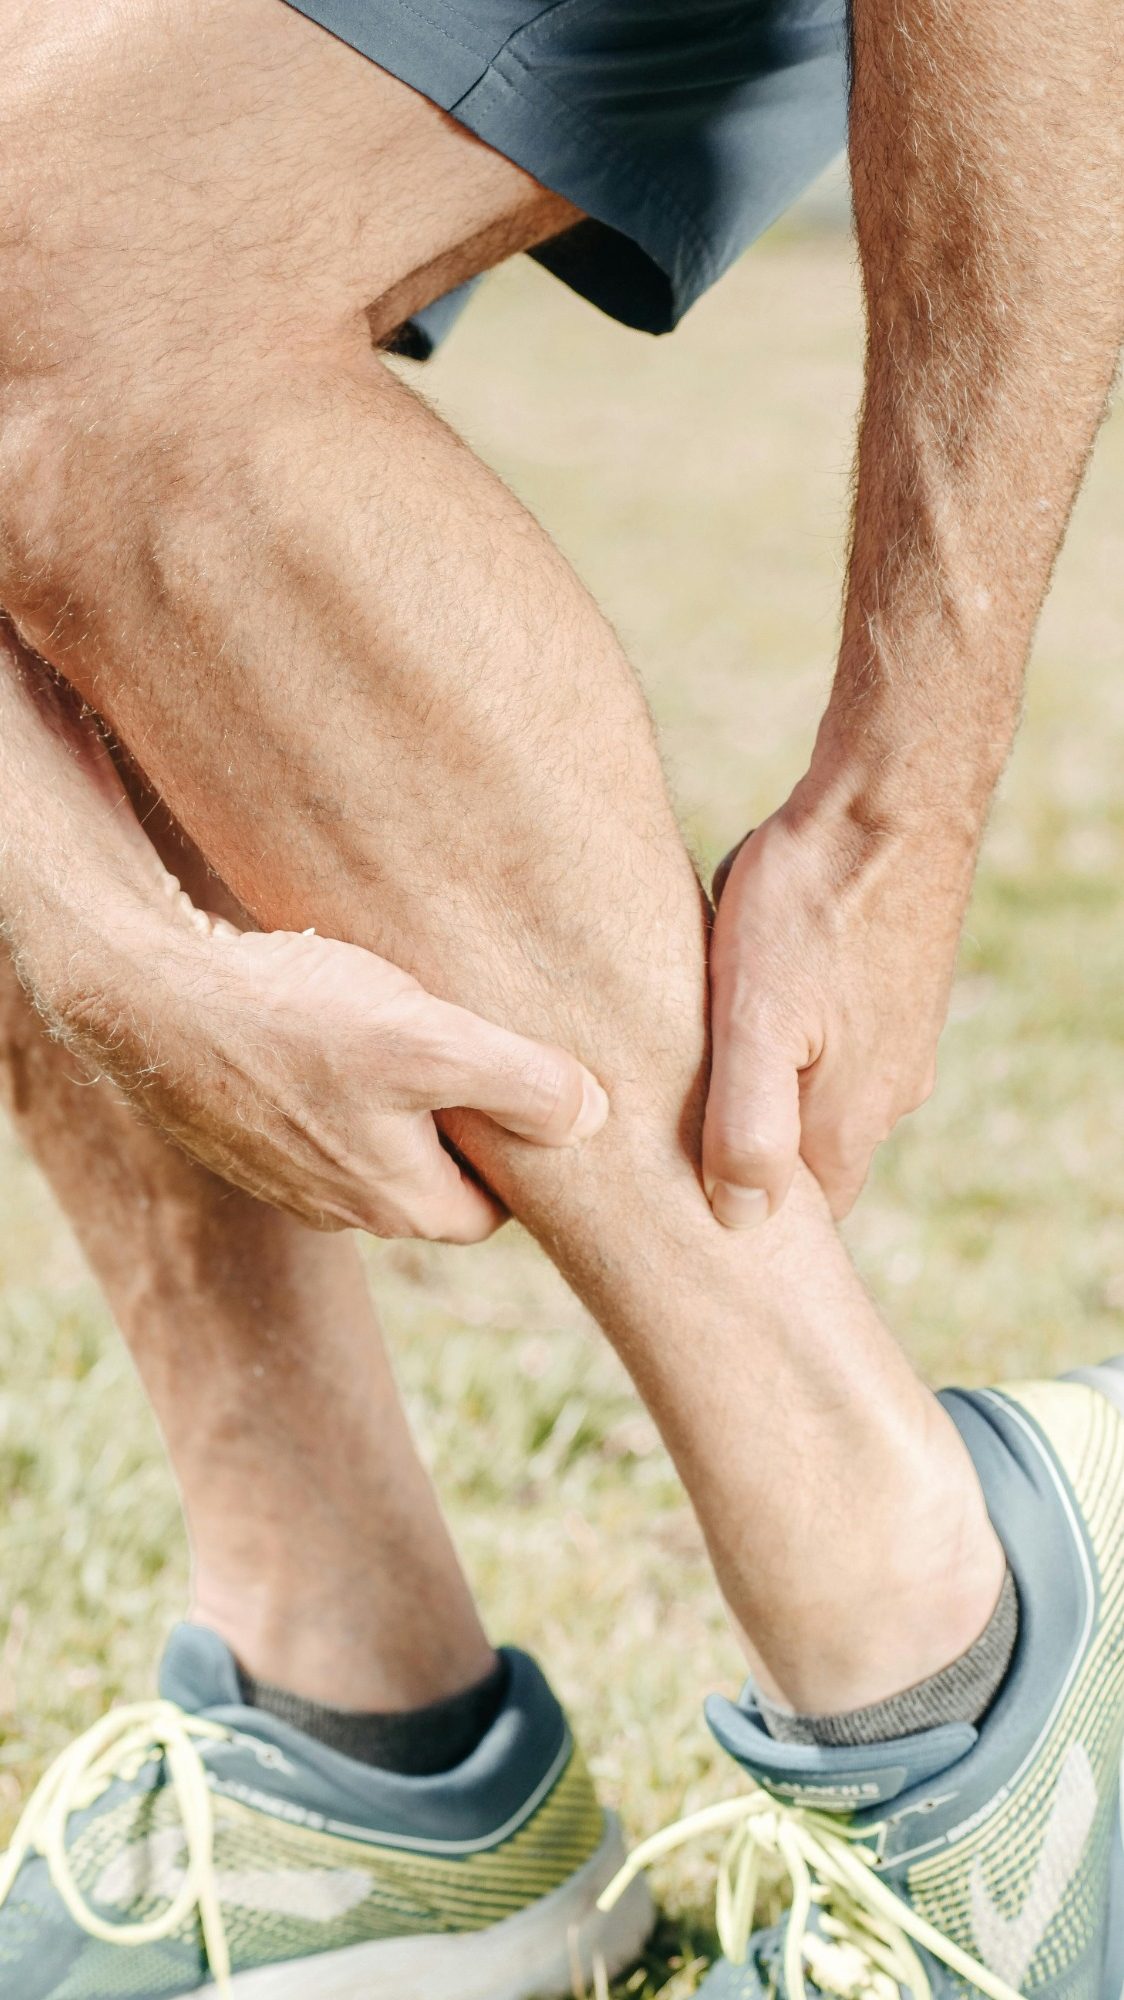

{"left": 282, "top": 0, "right": 849, "bottom": 349}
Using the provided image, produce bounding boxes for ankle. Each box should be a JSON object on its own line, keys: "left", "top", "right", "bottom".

{"left": 190, "top": 1571, "right": 497, "bottom": 1714}
{"left": 748, "top": 1402, "right": 1007, "bottom": 1716}
{"left": 758, "top": 1566, "right": 1017, "bottom": 1744}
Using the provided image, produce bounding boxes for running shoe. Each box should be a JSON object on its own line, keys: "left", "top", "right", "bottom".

{"left": 0, "top": 1624, "right": 653, "bottom": 1998}
{"left": 603, "top": 1362, "right": 1124, "bottom": 1999}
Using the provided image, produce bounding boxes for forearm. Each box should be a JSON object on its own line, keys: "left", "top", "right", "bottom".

{"left": 0, "top": 631, "right": 174, "bottom": 1018}
{"left": 813, "top": 0, "right": 1124, "bottom": 827}
{"left": 707, "top": 1, "right": 1121, "bottom": 1215}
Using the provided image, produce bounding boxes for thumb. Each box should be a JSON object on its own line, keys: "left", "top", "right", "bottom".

{"left": 703, "top": 1002, "right": 802, "bottom": 1227}
{"left": 404, "top": 995, "right": 611, "bottom": 1148}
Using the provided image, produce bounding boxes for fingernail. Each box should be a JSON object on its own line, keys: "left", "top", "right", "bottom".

{"left": 571, "top": 1074, "right": 610, "bottom": 1141}
{"left": 711, "top": 1182, "right": 770, "bottom": 1229}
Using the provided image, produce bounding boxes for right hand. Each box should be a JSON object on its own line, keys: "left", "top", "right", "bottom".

{"left": 1, "top": 640, "right": 609, "bottom": 1243}
{"left": 61, "top": 914, "right": 609, "bottom": 1243}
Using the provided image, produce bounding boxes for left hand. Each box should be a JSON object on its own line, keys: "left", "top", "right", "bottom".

{"left": 703, "top": 789, "right": 976, "bottom": 1225}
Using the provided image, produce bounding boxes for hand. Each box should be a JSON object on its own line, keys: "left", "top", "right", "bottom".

{"left": 704, "top": 793, "right": 974, "bottom": 1224}
{"left": 58, "top": 912, "right": 609, "bottom": 1245}
{"left": 1, "top": 660, "right": 608, "bottom": 1245}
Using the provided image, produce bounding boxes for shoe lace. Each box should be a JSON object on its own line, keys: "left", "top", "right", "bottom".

{"left": 0, "top": 1700, "right": 234, "bottom": 1994}
{"left": 599, "top": 1787, "right": 1026, "bottom": 2000}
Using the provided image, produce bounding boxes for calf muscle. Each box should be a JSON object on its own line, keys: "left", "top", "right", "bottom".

{"left": 7, "top": 275, "right": 998, "bottom": 1712}
{"left": 0, "top": 0, "right": 1003, "bottom": 1711}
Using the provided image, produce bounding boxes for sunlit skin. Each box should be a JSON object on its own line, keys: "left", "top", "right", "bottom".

{"left": 0, "top": 0, "right": 1119, "bottom": 1719}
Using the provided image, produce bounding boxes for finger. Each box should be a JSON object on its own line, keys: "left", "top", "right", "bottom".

{"left": 798, "top": 1089, "right": 878, "bottom": 1221}
{"left": 801, "top": 1140, "right": 874, "bottom": 1221}
{"left": 711, "top": 833, "right": 753, "bottom": 907}
{"left": 703, "top": 1000, "right": 802, "bottom": 1227}
{"left": 411, "top": 999, "right": 610, "bottom": 1148}
{"left": 367, "top": 1117, "right": 508, "bottom": 1246}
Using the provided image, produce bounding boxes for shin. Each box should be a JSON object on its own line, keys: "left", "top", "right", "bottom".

{"left": 0, "top": 931, "right": 493, "bottom": 1712}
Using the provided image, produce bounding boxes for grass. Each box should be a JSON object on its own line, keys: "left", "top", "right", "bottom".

{"left": 1, "top": 199, "right": 1123, "bottom": 1995}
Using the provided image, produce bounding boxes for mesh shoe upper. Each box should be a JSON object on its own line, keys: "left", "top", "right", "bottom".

{"left": 0, "top": 1632, "right": 606, "bottom": 1999}
{"left": 603, "top": 1375, "right": 1124, "bottom": 2000}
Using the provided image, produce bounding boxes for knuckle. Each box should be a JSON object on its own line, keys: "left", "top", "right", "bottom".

{"left": 366, "top": 1197, "right": 432, "bottom": 1242}
{"left": 386, "top": 986, "right": 443, "bottom": 1047}
{"left": 296, "top": 1195, "right": 360, "bottom": 1234}
{"left": 832, "top": 1123, "right": 878, "bottom": 1167}
{"left": 517, "top": 1051, "right": 569, "bottom": 1129}
{"left": 804, "top": 1116, "right": 868, "bottom": 1175}
{"left": 441, "top": 1210, "right": 497, "bottom": 1247}
{"left": 829, "top": 1180, "right": 865, "bottom": 1219}
{"left": 376, "top": 1171, "right": 466, "bottom": 1244}
{"left": 719, "top": 983, "right": 777, "bottom": 1039}
{"left": 334, "top": 1161, "right": 433, "bottom": 1241}
{"left": 389, "top": 1001, "right": 482, "bottom": 1095}
{"left": 909, "top": 1068, "right": 938, "bottom": 1110}
{"left": 399, "top": 1025, "right": 456, "bottom": 1093}
{"left": 410, "top": 1211, "right": 448, "bottom": 1244}
{"left": 708, "top": 1123, "right": 782, "bottom": 1178}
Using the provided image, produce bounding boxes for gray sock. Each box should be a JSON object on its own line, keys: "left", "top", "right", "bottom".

{"left": 238, "top": 1654, "right": 509, "bottom": 1775}
{"left": 758, "top": 1566, "right": 1019, "bottom": 1747}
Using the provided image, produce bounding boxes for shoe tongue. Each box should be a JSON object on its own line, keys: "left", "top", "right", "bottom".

{"left": 159, "top": 1624, "right": 245, "bottom": 1714}
{"left": 706, "top": 1692, "right": 976, "bottom": 1813}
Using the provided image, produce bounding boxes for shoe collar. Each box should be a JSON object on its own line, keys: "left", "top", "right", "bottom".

{"left": 706, "top": 1383, "right": 1096, "bottom": 1866}
{"left": 158, "top": 1625, "right": 572, "bottom": 1851}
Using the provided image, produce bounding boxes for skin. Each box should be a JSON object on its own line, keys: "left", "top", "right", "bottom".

{"left": 0, "top": 936, "right": 500, "bottom": 1714}
{"left": 706, "top": 0, "right": 1124, "bottom": 1223}
{"left": 0, "top": 0, "right": 1003, "bottom": 1725}
{"left": 0, "top": 646, "right": 610, "bottom": 1243}
{"left": 0, "top": 0, "right": 1116, "bottom": 1729}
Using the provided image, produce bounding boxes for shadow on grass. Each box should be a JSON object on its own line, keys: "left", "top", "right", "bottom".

{"left": 608, "top": 1908, "right": 720, "bottom": 1998}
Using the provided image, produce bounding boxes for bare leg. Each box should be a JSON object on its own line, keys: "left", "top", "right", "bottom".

{"left": 0, "top": 0, "right": 1003, "bottom": 1712}
{"left": 0, "top": 828, "right": 494, "bottom": 1711}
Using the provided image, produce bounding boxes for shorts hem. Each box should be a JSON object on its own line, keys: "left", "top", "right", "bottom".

{"left": 281, "top": 0, "right": 716, "bottom": 332}
{"left": 281, "top": 0, "right": 492, "bottom": 101}
{"left": 455, "top": 56, "right": 716, "bottom": 332}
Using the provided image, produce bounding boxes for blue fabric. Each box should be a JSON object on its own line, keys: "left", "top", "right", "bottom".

{"left": 160, "top": 1625, "right": 571, "bottom": 1845}
{"left": 281, "top": 0, "right": 849, "bottom": 340}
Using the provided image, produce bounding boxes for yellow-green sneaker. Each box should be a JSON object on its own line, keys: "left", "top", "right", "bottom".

{"left": 603, "top": 1365, "right": 1124, "bottom": 2000}
{"left": 0, "top": 1628, "right": 652, "bottom": 1998}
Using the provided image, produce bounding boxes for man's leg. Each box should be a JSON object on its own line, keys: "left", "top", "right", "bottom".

{"left": 0, "top": 904, "right": 660, "bottom": 1989}
{"left": 0, "top": 0, "right": 1003, "bottom": 1715}
{"left": 0, "top": 911, "right": 495, "bottom": 1717}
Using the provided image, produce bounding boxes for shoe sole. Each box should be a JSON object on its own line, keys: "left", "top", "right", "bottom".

{"left": 207, "top": 1814, "right": 653, "bottom": 2000}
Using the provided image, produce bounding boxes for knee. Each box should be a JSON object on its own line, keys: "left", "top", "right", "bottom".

{"left": 0, "top": 284, "right": 327, "bottom": 670}
{"left": 0, "top": 7, "right": 360, "bottom": 649}
{"left": 0, "top": 338, "right": 372, "bottom": 668}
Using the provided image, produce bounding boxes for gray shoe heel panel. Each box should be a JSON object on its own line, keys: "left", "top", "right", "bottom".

{"left": 1063, "top": 1358, "right": 1124, "bottom": 1418}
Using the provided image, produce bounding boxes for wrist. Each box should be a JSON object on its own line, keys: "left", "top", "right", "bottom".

{"left": 5, "top": 858, "right": 198, "bottom": 1069}
{"left": 811, "top": 568, "right": 1025, "bottom": 842}
{"left": 778, "top": 754, "right": 984, "bottom": 912}
{"left": 797, "top": 680, "right": 1010, "bottom": 850}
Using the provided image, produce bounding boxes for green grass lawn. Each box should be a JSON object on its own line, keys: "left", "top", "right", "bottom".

{"left": 1, "top": 211, "right": 1122, "bottom": 1995}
